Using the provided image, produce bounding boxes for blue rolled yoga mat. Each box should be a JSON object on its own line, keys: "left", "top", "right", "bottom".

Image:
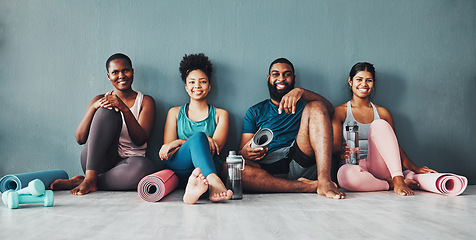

{"left": 0, "top": 169, "right": 69, "bottom": 193}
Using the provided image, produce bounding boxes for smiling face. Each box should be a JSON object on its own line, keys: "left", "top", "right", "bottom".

{"left": 185, "top": 69, "right": 211, "bottom": 101}
{"left": 267, "top": 62, "right": 295, "bottom": 102}
{"left": 107, "top": 58, "right": 134, "bottom": 91}
{"left": 349, "top": 70, "right": 374, "bottom": 99}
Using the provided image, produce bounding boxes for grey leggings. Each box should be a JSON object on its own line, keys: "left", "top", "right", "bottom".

{"left": 80, "top": 107, "right": 155, "bottom": 190}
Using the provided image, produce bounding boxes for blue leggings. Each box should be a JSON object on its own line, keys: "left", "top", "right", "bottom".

{"left": 164, "top": 132, "right": 220, "bottom": 186}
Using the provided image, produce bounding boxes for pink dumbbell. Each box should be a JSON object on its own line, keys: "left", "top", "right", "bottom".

{"left": 3, "top": 190, "right": 54, "bottom": 209}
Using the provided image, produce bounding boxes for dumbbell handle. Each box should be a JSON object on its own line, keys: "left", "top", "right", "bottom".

{"left": 17, "top": 179, "right": 46, "bottom": 196}
{"left": 4, "top": 190, "right": 54, "bottom": 209}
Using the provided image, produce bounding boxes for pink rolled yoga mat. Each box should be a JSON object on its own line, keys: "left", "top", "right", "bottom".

{"left": 137, "top": 169, "right": 179, "bottom": 202}
{"left": 404, "top": 170, "right": 467, "bottom": 196}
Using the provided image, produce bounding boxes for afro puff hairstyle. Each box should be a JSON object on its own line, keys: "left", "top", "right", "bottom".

{"left": 179, "top": 53, "right": 213, "bottom": 83}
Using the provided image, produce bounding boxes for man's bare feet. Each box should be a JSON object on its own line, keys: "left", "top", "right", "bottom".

{"left": 49, "top": 175, "right": 85, "bottom": 190}
{"left": 183, "top": 168, "right": 209, "bottom": 204}
{"left": 206, "top": 173, "right": 233, "bottom": 202}
{"left": 71, "top": 170, "right": 98, "bottom": 195}
{"left": 317, "top": 180, "right": 346, "bottom": 199}
{"left": 297, "top": 178, "right": 318, "bottom": 192}
{"left": 392, "top": 176, "right": 414, "bottom": 196}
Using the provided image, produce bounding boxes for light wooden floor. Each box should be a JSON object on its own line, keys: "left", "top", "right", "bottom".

{"left": 1, "top": 186, "right": 475, "bottom": 240}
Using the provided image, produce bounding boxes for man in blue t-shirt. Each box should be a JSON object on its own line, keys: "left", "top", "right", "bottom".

{"left": 238, "top": 58, "right": 345, "bottom": 199}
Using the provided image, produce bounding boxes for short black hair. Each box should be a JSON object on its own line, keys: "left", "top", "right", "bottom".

{"left": 179, "top": 53, "right": 213, "bottom": 83}
{"left": 106, "top": 53, "right": 132, "bottom": 71}
{"left": 268, "top": 58, "right": 295, "bottom": 75}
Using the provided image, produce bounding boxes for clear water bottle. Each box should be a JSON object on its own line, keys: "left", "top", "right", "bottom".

{"left": 345, "top": 121, "right": 360, "bottom": 165}
{"left": 226, "top": 151, "right": 245, "bottom": 200}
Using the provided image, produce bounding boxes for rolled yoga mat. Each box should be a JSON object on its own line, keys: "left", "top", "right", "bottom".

{"left": 137, "top": 169, "right": 179, "bottom": 202}
{"left": 0, "top": 169, "right": 69, "bottom": 193}
{"left": 250, "top": 128, "right": 273, "bottom": 148}
{"left": 404, "top": 170, "right": 468, "bottom": 196}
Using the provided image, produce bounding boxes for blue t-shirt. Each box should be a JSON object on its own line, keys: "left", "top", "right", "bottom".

{"left": 242, "top": 99, "right": 307, "bottom": 154}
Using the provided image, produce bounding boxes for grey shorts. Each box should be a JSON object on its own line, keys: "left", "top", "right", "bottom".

{"left": 259, "top": 143, "right": 317, "bottom": 180}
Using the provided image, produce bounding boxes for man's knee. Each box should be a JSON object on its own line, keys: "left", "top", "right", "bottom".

{"left": 303, "top": 101, "right": 328, "bottom": 116}
{"left": 242, "top": 162, "right": 264, "bottom": 179}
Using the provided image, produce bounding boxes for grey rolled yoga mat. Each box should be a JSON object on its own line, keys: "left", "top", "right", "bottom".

{"left": 0, "top": 169, "right": 69, "bottom": 193}
{"left": 250, "top": 128, "right": 273, "bottom": 148}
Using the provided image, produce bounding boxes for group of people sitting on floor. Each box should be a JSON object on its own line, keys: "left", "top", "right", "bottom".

{"left": 49, "top": 53, "right": 436, "bottom": 204}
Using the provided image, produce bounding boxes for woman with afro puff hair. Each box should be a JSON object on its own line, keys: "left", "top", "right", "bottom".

{"left": 159, "top": 53, "right": 233, "bottom": 204}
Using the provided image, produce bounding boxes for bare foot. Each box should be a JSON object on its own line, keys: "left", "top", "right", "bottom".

{"left": 206, "top": 173, "right": 233, "bottom": 202}
{"left": 392, "top": 176, "right": 414, "bottom": 196}
{"left": 183, "top": 168, "right": 209, "bottom": 204}
{"left": 404, "top": 179, "right": 420, "bottom": 189}
{"left": 71, "top": 170, "right": 98, "bottom": 195}
{"left": 317, "top": 180, "right": 346, "bottom": 199}
{"left": 71, "top": 179, "right": 97, "bottom": 195}
{"left": 297, "top": 178, "right": 318, "bottom": 192}
{"left": 49, "top": 175, "right": 85, "bottom": 190}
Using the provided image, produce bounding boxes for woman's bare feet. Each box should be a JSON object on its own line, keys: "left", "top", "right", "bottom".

{"left": 49, "top": 175, "right": 85, "bottom": 190}
{"left": 206, "top": 173, "right": 232, "bottom": 202}
{"left": 404, "top": 179, "right": 420, "bottom": 190}
{"left": 70, "top": 170, "right": 98, "bottom": 195}
{"left": 183, "top": 168, "right": 209, "bottom": 204}
{"left": 392, "top": 176, "right": 414, "bottom": 196}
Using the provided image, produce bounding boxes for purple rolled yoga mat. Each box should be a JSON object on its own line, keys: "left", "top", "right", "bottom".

{"left": 0, "top": 169, "right": 69, "bottom": 193}
{"left": 137, "top": 169, "right": 179, "bottom": 202}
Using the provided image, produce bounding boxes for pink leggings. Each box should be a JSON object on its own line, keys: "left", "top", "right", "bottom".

{"left": 337, "top": 119, "right": 404, "bottom": 191}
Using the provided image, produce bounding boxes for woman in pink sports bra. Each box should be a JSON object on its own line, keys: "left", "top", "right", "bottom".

{"left": 332, "top": 62, "right": 437, "bottom": 196}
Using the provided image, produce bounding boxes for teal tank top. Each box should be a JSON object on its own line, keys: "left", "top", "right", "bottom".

{"left": 176, "top": 104, "right": 217, "bottom": 139}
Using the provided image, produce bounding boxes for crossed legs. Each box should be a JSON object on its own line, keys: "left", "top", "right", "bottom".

{"left": 242, "top": 101, "right": 345, "bottom": 199}
{"left": 165, "top": 132, "right": 232, "bottom": 204}
{"left": 337, "top": 119, "right": 417, "bottom": 196}
{"left": 50, "top": 108, "right": 154, "bottom": 195}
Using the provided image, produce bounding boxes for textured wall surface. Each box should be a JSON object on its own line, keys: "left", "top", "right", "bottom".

{"left": 0, "top": 0, "right": 475, "bottom": 183}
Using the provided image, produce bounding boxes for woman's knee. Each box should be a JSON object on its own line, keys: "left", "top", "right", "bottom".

{"left": 337, "top": 164, "right": 389, "bottom": 191}
{"left": 337, "top": 165, "right": 368, "bottom": 191}
{"left": 188, "top": 132, "right": 207, "bottom": 141}
{"left": 91, "top": 107, "right": 122, "bottom": 130}
{"left": 370, "top": 119, "right": 391, "bottom": 131}
{"left": 95, "top": 107, "right": 121, "bottom": 120}
{"left": 186, "top": 132, "right": 209, "bottom": 148}
{"left": 128, "top": 156, "right": 155, "bottom": 176}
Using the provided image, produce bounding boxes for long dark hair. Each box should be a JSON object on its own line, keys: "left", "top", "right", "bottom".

{"left": 348, "top": 62, "right": 376, "bottom": 97}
